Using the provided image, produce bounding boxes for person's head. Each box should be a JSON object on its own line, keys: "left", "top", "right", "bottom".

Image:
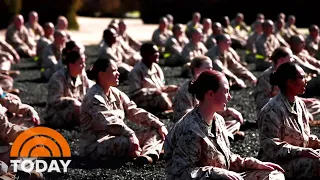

{"left": 221, "top": 16, "right": 230, "bottom": 27}
{"left": 262, "top": 19, "right": 274, "bottom": 35}
{"left": 192, "top": 12, "right": 201, "bottom": 23}
{"left": 287, "top": 15, "right": 296, "bottom": 25}
{"left": 188, "top": 70, "right": 231, "bottom": 112}
{"left": 235, "top": 13, "right": 244, "bottom": 23}
{"left": 166, "top": 14, "right": 174, "bottom": 24}
{"left": 309, "top": 25, "right": 319, "bottom": 38}
{"left": 108, "top": 22, "right": 119, "bottom": 33}
{"left": 190, "top": 56, "right": 213, "bottom": 78}
{"left": 270, "top": 62, "right": 306, "bottom": 95}
{"left": 110, "top": 19, "right": 119, "bottom": 25}
{"left": 118, "top": 20, "right": 127, "bottom": 34}
{"left": 140, "top": 42, "right": 160, "bottom": 65}
{"left": 270, "top": 47, "right": 294, "bottom": 67}
{"left": 289, "top": 35, "right": 305, "bottom": 53}
{"left": 159, "top": 17, "right": 168, "bottom": 30}
{"left": 56, "top": 16, "right": 68, "bottom": 30}
{"left": 28, "top": 11, "right": 38, "bottom": 24}
{"left": 254, "top": 20, "right": 263, "bottom": 33}
{"left": 53, "top": 30, "right": 67, "bottom": 47}
{"left": 14, "top": 14, "right": 24, "bottom": 30}
{"left": 103, "top": 28, "right": 118, "bottom": 46}
{"left": 212, "top": 22, "right": 222, "bottom": 35}
{"left": 88, "top": 58, "right": 120, "bottom": 87}
{"left": 256, "top": 13, "right": 265, "bottom": 21}
{"left": 216, "top": 34, "right": 231, "bottom": 51}
{"left": 191, "top": 28, "right": 203, "bottom": 43}
{"left": 202, "top": 18, "right": 212, "bottom": 31}
{"left": 172, "top": 23, "right": 183, "bottom": 37}
{"left": 278, "top": 13, "right": 286, "bottom": 21}
{"left": 62, "top": 40, "right": 85, "bottom": 63}
{"left": 43, "top": 22, "right": 55, "bottom": 37}
{"left": 276, "top": 19, "right": 285, "bottom": 30}
{"left": 63, "top": 51, "right": 86, "bottom": 76}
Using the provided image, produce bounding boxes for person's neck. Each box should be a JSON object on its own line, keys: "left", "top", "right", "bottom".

{"left": 192, "top": 40, "right": 199, "bottom": 45}
{"left": 284, "top": 91, "right": 296, "bottom": 103}
{"left": 218, "top": 46, "right": 226, "bottom": 54}
{"left": 142, "top": 60, "right": 153, "bottom": 69}
{"left": 198, "top": 102, "right": 216, "bottom": 125}
{"left": 100, "top": 82, "right": 111, "bottom": 95}
{"left": 68, "top": 69, "right": 79, "bottom": 79}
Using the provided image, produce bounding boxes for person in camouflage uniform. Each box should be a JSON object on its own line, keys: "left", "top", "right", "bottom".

{"left": 55, "top": 16, "right": 71, "bottom": 40}
{"left": 5, "top": 15, "right": 36, "bottom": 58}
{"left": 165, "top": 70, "right": 285, "bottom": 180}
{"left": 118, "top": 20, "right": 141, "bottom": 51}
{"left": 25, "top": 11, "right": 44, "bottom": 42}
{"left": 98, "top": 28, "right": 134, "bottom": 81}
{"left": 41, "top": 30, "right": 66, "bottom": 80}
{"left": 44, "top": 51, "right": 91, "bottom": 129}
{"left": 80, "top": 58, "right": 168, "bottom": 166}
{"left": 230, "top": 13, "right": 250, "bottom": 34}
{"left": 222, "top": 16, "right": 247, "bottom": 49}
{"left": 164, "top": 24, "right": 189, "bottom": 66}
{"left": 205, "top": 22, "right": 223, "bottom": 49}
{"left": 151, "top": 17, "right": 172, "bottom": 54}
{"left": 245, "top": 20, "right": 263, "bottom": 63}
{"left": 0, "top": 40, "right": 20, "bottom": 72}
{"left": 254, "top": 47, "right": 320, "bottom": 120}
{"left": 206, "top": 34, "right": 257, "bottom": 89}
{"left": 255, "top": 19, "right": 281, "bottom": 71}
{"left": 181, "top": 28, "right": 207, "bottom": 64}
{"left": 273, "top": 19, "right": 290, "bottom": 47}
{"left": 257, "top": 62, "right": 320, "bottom": 180}
{"left": 285, "top": 15, "right": 299, "bottom": 38}
{"left": 36, "top": 22, "right": 54, "bottom": 62}
{"left": 201, "top": 18, "right": 212, "bottom": 45}
{"left": 128, "top": 43, "right": 177, "bottom": 113}
{"left": 172, "top": 56, "right": 245, "bottom": 138}
{"left": 185, "top": 12, "right": 202, "bottom": 39}
{"left": 305, "top": 25, "right": 320, "bottom": 58}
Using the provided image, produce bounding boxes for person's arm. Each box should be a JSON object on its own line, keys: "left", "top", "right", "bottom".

{"left": 120, "top": 90, "right": 164, "bottom": 129}
{"left": 254, "top": 75, "right": 272, "bottom": 112}
{"left": 0, "top": 113, "right": 26, "bottom": 143}
{"left": 172, "top": 87, "right": 195, "bottom": 120}
{"left": 128, "top": 70, "right": 158, "bottom": 96}
{"left": 258, "top": 109, "right": 306, "bottom": 159}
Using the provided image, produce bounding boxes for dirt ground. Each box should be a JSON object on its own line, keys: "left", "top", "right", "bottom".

{"left": 4, "top": 16, "right": 320, "bottom": 179}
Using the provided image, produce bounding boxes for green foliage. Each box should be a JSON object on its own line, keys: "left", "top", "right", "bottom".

{"left": 5, "top": 0, "right": 22, "bottom": 14}
{"left": 66, "top": 0, "right": 82, "bottom": 30}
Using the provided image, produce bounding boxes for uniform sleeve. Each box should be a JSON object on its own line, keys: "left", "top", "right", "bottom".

{"left": 181, "top": 46, "right": 193, "bottom": 63}
{"left": 152, "top": 31, "right": 165, "bottom": 47}
{"left": 226, "top": 54, "right": 253, "bottom": 79}
{"left": 254, "top": 75, "right": 272, "bottom": 112}
{"left": 6, "top": 28, "right": 25, "bottom": 47}
{"left": 0, "top": 113, "right": 26, "bottom": 143}
{"left": 0, "top": 41, "right": 18, "bottom": 58}
{"left": 258, "top": 109, "right": 304, "bottom": 159}
{"left": 41, "top": 46, "right": 57, "bottom": 68}
{"left": 88, "top": 95, "right": 135, "bottom": 137}
{"left": 173, "top": 90, "right": 194, "bottom": 121}
{"left": 170, "top": 128, "right": 234, "bottom": 179}
{"left": 128, "top": 70, "right": 157, "bottom": 96}
{"left": 230, "top": 154, "right": 262, "bottom": 172}
{"left": 128, "top": 34, "right": 141, "bottom": 50}
{"left": 0, "top": 96, "right": 34, "bottom": 117}
{"left": 166, "top": 39, "right": 183, "bottom": 55}
{"left": 47, "top": 74, "right": 76, "bottom": 108}
{"left": 120, "top": 90, "right": 164, "bottom": 129}
{"left": 306, "top": 55, "right": 320, "bottom": 69}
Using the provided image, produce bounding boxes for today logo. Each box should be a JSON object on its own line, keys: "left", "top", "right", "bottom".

{"left": 10, "top": 127, "right": 72, "bottom": 173}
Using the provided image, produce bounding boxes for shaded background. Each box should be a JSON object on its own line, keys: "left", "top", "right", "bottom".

{"left": 0, "top": 0, "right": 315, "bottom": 30}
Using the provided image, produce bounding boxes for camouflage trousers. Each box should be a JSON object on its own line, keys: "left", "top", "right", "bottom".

{"left": 83, "top": 128, "right": 163, "bottom": 161}
{"left": 8, "top": 115, "right": 35, "bottom": 128}
{"left": 44, "top": 100, "right": 80, "bottom": 129}
{"left": 240, "top": 170, "right": 285, "bottom": 180}
{"left": 278, "top": 157, "right": 320, "bottom": 180}
{"left": 0, "top": 74, "right": 13, "bottom": 91}
{"left": 131, "top": 92, "right": 172, "bottom": 113}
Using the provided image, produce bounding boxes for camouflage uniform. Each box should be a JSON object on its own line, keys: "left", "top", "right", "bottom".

{"left": 79, "top": 84, "right": 165, "bottom": 160}
{"left": 205, "top": 34, "right": 217, "bottom": 49}
{"left": 128, "top": 61, "right": 171, "bottom": 112}
{"left": 164, "top": 35, "right": 189, "bottom": 66}
{"left": 119, "top": 32, "right": 141, "bottom": 51}
{"left": 257, "top": 93, "right": 320, "bottom": 179}
{"left": 255, "top": 34, "right": 280, "bottom": 71}
{"left": 254, "top": 66, "right": 320, "bottom": 119}
{"left": 5, "top": 24, "right": 36, "bottom": 56}
{"left": 172, "top": 80, "right": 241, "bottom": 136}
{"left": 206, "top": 46, "right": 252, "bottom": 80}
{"left": 0, "top": 41, "right": 17, "bottom": 70}
{"left": 185, "top": 21, "right": 202, "bottom": 39}
{"left": 181, "top": 42, "right": 208, "bottom": 64}
{"left": 98, "top": 42, "right": 133, "bottom": 79}
{"left": 305, "top": 35, "right": 319, "bottom": 57}
{"left": 44, "top": 67, "right": 91, "bottom": 128}
{"left": 36, "top": 36, "right": 53, "bottom": 60}
{"left": 25, "top": 22, "right": 44, "bottom": 41}
{"left": 164, "top": 107, "right": 285, "bottom": 180}
{"left": 245, "top": 32, "right": 261, "bottom": 62}
{"left": 230, "top": 20, "right": 250, "bottom": 33}
{"left": 41, "top": 43, "right": 64, "bottom": 80}
{"left": 0, "top": 74, "right": 13, "bottom": 91}
{"left": 151, "top": 28, "right": 172, "bottom": 52}
{"left": 202, "top": 29, "right": 212, "bottom": 45}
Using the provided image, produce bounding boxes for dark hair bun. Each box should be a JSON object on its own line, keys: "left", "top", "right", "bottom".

{"left": 269, "top": 72, "right": 279, "bottom": 86}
